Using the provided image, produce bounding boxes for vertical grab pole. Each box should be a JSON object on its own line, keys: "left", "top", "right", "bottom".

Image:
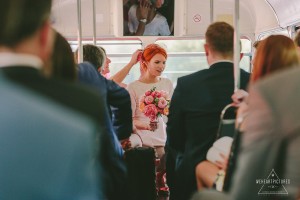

{"left": 233, "top": 0, "right": 240, "bottom": 91}
{"left": 77, "top": 0, "right": 83, "bottom": 63}
{"left": 210, "top": 0, "right": 214, "bottom": 23}
{"left": 92, "top": 0, "right": 97, "bottom": 45}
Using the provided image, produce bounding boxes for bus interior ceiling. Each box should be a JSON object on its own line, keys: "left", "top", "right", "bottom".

{"left": 51, "top": 0, "right": 300, "bottom": 85}
{"left": 51, "top": 0, "right": 300, "bottom": 42}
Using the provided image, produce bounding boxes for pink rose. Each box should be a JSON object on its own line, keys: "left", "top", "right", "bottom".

{"left": 143, "top": 104, "right": 158, "bottom": 121}
{"left": 145, "top": 91, "right": 151, "bottom": 96}
{"left": 156, "top": 92, "right": 162, "bottom": 98}
{"left": 151, "top": 91, "right": 157, "bottom": 97}
{"left": 160, "top": 90, "right": 169, "bottom": 99}
{"left": 144, "top": 95, "right": 154, "bottom": 104}
{"left": 158, "top": 97, "right": 168, "bottom": 109}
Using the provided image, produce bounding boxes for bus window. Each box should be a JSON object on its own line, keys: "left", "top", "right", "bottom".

{"left": 156, "top": 38, "right": 251, "bottom": 86}
{"left": 69, "top": 39, "right": 143, "bottom": 85}
{"left": 156, "top": 39, "right": 207, "bottom": 86}
{"left": 69, "top": 38, "right": 251, "bottom": 87}
{"left": 240, "top": 38, "right": 251, "bottom": 73}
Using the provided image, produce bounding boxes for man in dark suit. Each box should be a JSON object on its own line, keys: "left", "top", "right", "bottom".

{"left": 78, "top": 62, "right": 133, "bottom": 155}
{"left": 0, "top": 1, "right": 128, "bottom": 199}
{"left": 78, "top": 44, "right": 133, "bottom": 142}
{"left": 192, "top": 66, "right": 300, "bottom": 200}
{"left": 165, "top": 22, "right": 250, "bottom": 200}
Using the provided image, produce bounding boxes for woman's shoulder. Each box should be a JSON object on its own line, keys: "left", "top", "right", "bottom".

{"left": 160, "top": 77, "right": 172, "bottom": 85}
{"left": 159, "top": 77, "right": 173, "bottom": 91}
{"left": 127, "top": 80, "right": 149, "bottom": 92}
{"left": 127, "top": 80, "right": 139, "bottom": 88}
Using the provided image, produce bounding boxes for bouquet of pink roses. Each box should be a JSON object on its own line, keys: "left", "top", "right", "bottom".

{"left": 139, "top": 87, "right": 170, "bottom": 130}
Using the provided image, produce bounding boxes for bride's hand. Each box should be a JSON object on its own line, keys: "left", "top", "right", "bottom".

{"left": 130, "top": 49, "right": 143, "bottom": 65}
{"left": 149, "top": 121, "right": 158, "bottom": 132}
{"left": 134, "top": 120, "right": 151, "bottom": 130}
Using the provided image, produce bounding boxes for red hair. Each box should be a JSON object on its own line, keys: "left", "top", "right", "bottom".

{"left": 140, "top": 44, "right": 167, "bottom": 70}
{"left": 251, "top": 35, "right": 300, "bottom": 83}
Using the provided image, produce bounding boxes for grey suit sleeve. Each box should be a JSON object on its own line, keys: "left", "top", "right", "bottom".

{"left": 230, "top": 85, "right": 276, "bottom": 200}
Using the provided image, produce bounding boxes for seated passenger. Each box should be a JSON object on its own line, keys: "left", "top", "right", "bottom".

{"left": 76, "top": 44, "right": 107, "bottom": 76}
{"left": 78, "top": 62, "right": 132, "bottom": 150}
{"left": 77, "top": 44, "right": 141, "bottom": 87}
{"left": 77, "top": 44, "right": 133, "bottom": 143}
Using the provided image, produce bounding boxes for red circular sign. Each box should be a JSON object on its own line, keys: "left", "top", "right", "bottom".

{"left": 193, "top": 14, "right": 201, "bottom": 23}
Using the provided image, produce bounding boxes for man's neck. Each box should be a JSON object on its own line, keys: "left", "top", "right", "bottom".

{"left": 208, "top": 54, "right": 233, "bottom": 66}
{"left": 0, "top": 52, "right": 43, "bottom": 69}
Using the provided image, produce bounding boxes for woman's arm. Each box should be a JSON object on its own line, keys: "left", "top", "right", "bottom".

{"left": 110, "top": 49, "right": 142, "bottom": 85}
{"left": 127, "top": 84, "right": 151, "bottom": 131}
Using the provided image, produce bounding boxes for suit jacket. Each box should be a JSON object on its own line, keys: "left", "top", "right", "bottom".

{"left": 0, "top": 77, "right": 102, "bottom": 200}
{"left": 0, "top": 66, "right": 129, "bottom": 200}
{"left": 166, "top": 61, "right": 250, "bottom": 200}
{"left": 77, "top": 62, "right": 133, "bottom": 141}
{"left": 192, "top": 67, "right": 300, "bottom": 200}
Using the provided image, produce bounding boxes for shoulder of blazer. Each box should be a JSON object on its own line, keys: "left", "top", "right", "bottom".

{"left": 177, "top": 68, "right": 213, "bottom": 89}
{"left": 210, "top": 61, "right": 233, "bottom": 68}
{"left": 179, "top": 69, "right": 210, "bottom": 82}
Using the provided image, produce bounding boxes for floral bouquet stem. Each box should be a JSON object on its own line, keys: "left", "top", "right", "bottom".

{"left": 149, "top": 118, "right": 159, "bottom": 132}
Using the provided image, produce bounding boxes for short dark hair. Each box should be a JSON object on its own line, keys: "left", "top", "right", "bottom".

{"left": 0, "top": 0, "right": 52, "bottom": 47}
{"left": 205, "top": 22, "right": 234, "bottom": 56}
{"left": 294, "top": 31, "right": 300, "bottom": 47}
{"left": 78, "top": 44, "right": 105, "bottom": 70}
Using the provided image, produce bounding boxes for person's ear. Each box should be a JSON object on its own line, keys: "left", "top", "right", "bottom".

{"left": 204, "top": 43, "right": 209, "bottom": 56}
{"left": 39, "top": 21, "right": 54, "bottom": 63}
